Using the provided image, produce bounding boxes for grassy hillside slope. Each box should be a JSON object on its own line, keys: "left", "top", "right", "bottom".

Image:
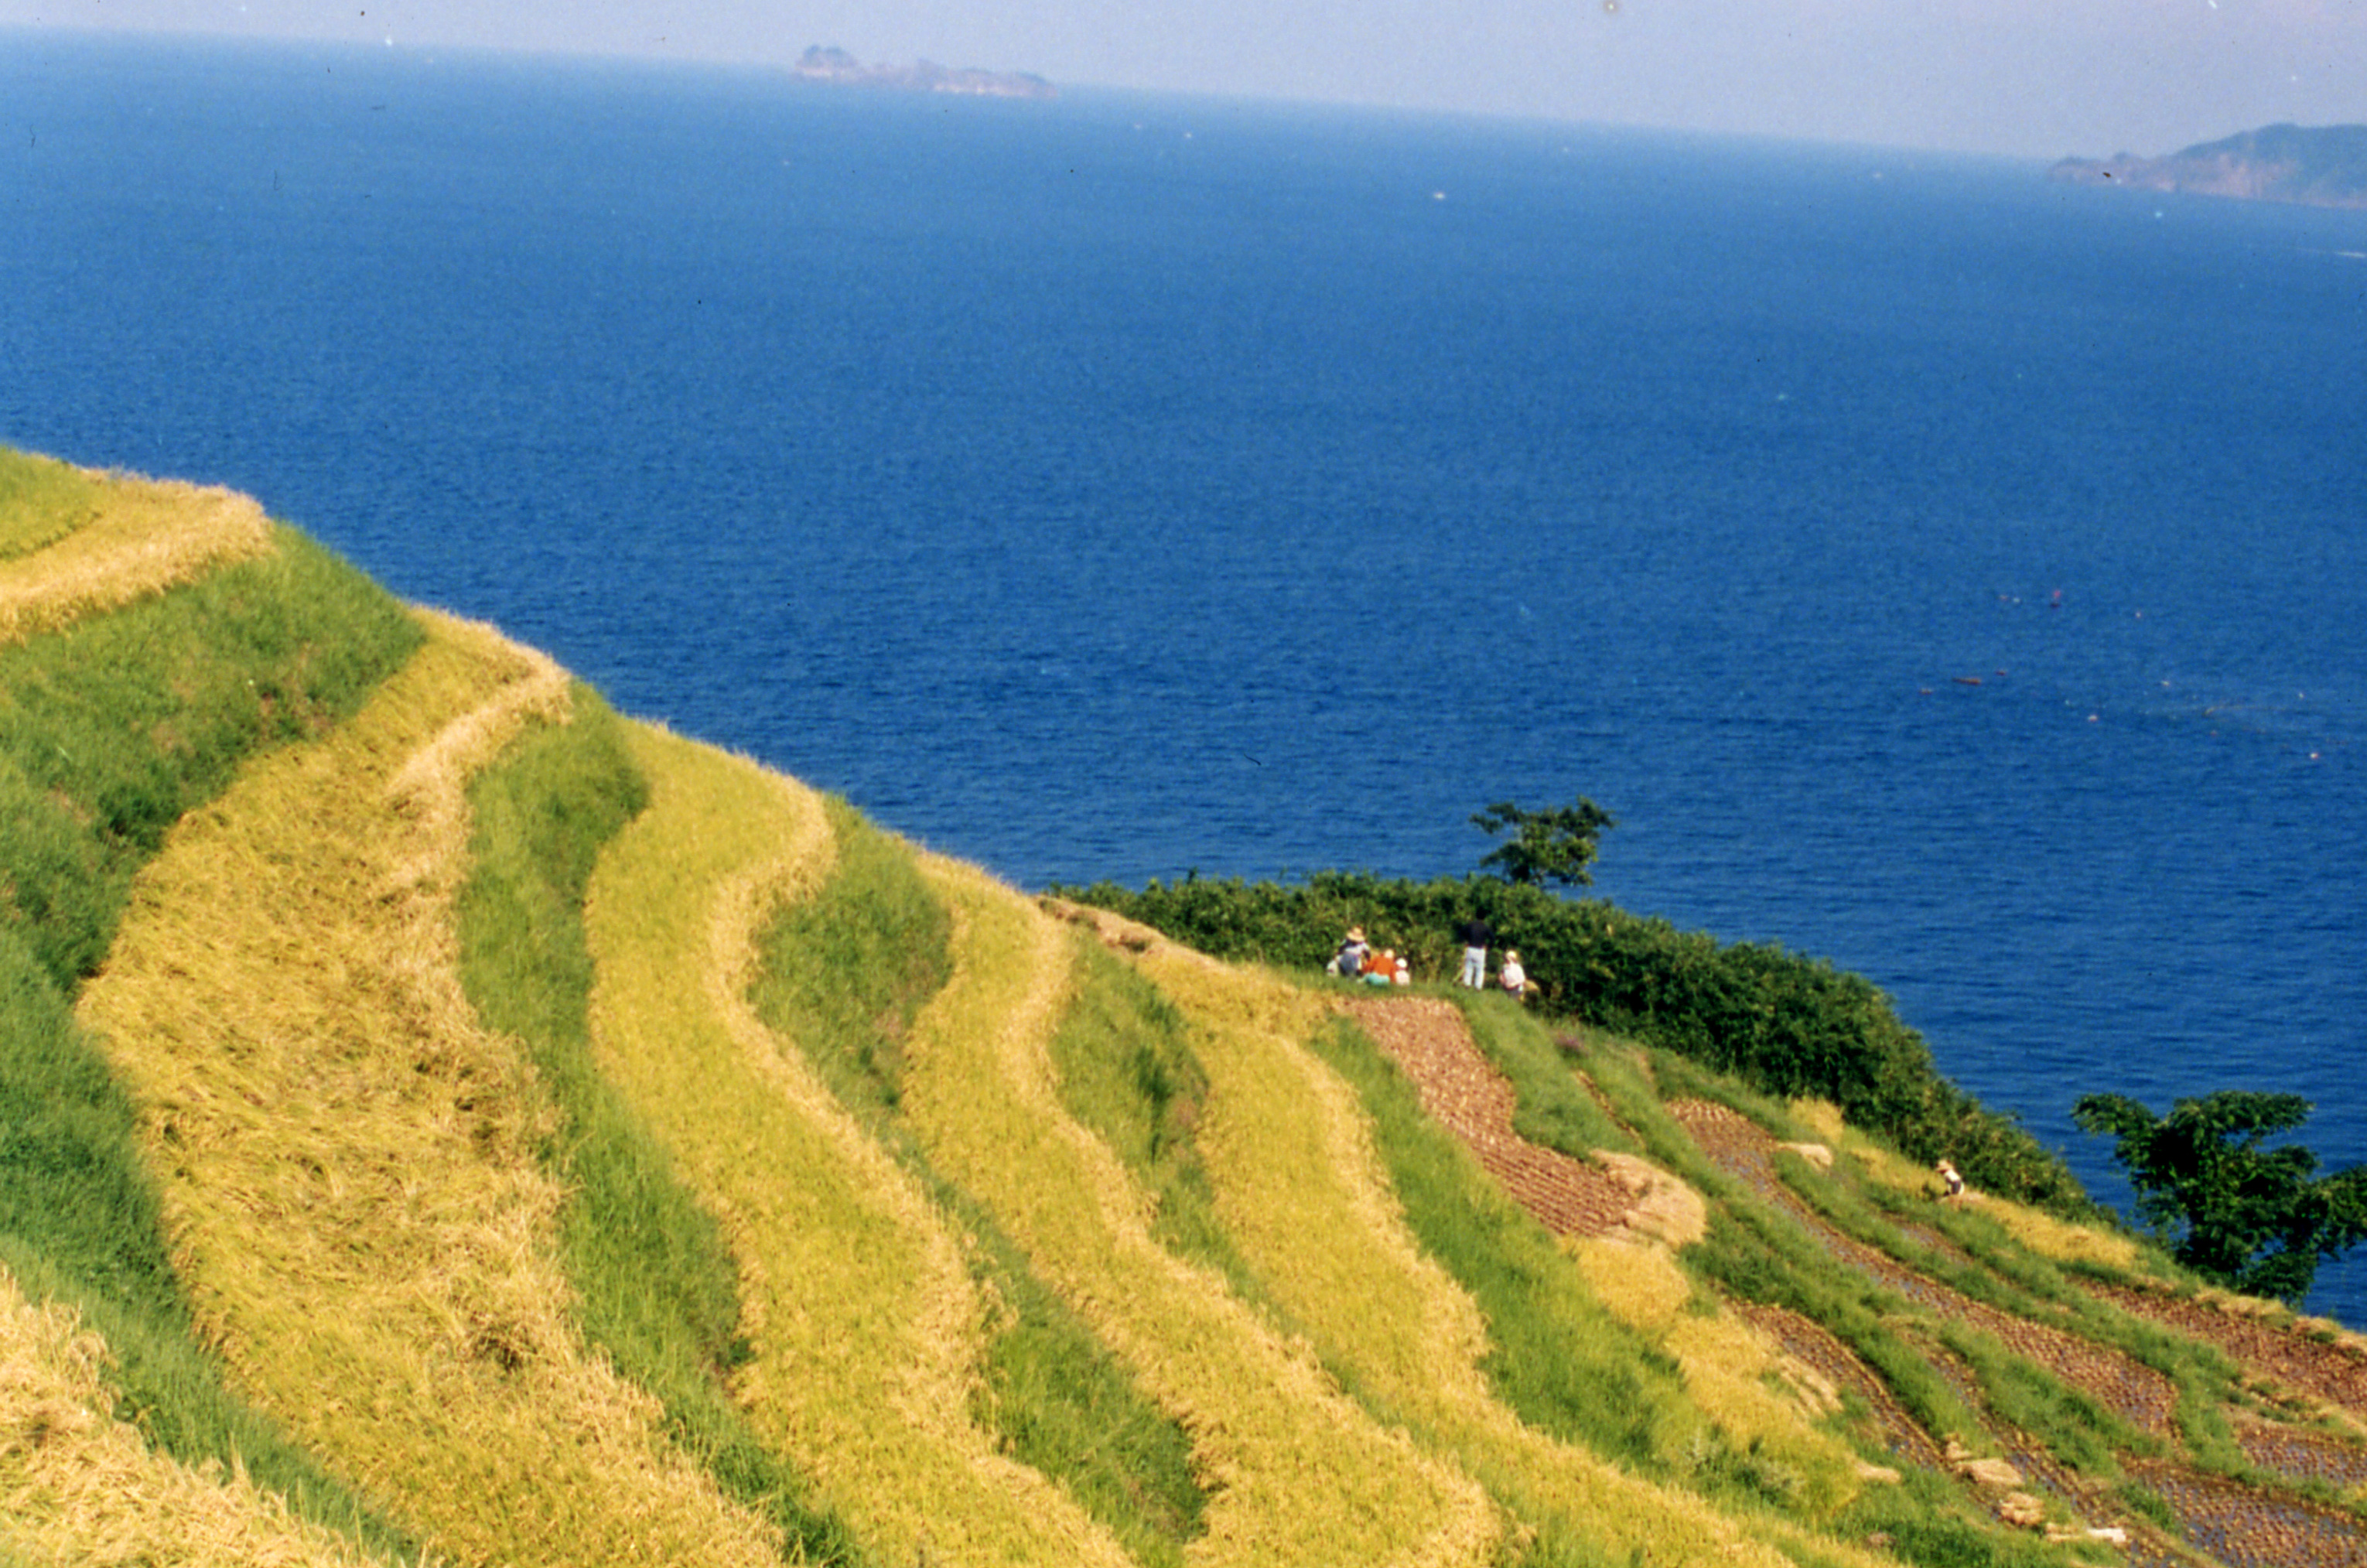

{"left": 7, "top": 449, "right": 2367, "bottom": 1568}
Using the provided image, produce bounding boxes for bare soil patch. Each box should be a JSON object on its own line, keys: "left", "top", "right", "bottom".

{"left": 1341, "top": 996, "right": 1640, "bottom": 1240}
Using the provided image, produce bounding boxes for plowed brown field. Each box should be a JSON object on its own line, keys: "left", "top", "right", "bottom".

{"left": 1342, "top": 996, "right": 1636, "bottom": 1238}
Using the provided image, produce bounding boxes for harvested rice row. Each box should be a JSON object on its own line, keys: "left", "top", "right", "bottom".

{"left": 0, "top": 470, "right": 275, "bottom": 645}
{"left": 903, "top": 855, "right": 1500, "bottom": 1568}
{"left": 582, "top": 723, "right": 1135, "bottom": 1568}
{"left": 0, "top": 1267, "right": 381, "bottom": 1568}
{"left": 74, "top": 613, "right": 783, "bottom": 1568}
{"left": 1116, "top": 934, "right": 1886, "bottom": 1568}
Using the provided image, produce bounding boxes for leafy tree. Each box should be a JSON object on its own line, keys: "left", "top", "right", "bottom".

{"left": 1470, "top": 798, "right": 1615, "bottom": 889}
{"left": 2072, "top": 1089, "right": 2367, "bottom": 1303}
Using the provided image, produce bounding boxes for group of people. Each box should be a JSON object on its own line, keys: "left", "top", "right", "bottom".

{"left": 1325, "top": 927, "right": 1411, "bottom": 986}
{"left": 1326, "top": 915, "right": 1532, "bottom": 999}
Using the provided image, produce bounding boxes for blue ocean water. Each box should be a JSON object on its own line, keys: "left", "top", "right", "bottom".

{"left": 5, "top": 32, "right": 2364, "bottom": 1314}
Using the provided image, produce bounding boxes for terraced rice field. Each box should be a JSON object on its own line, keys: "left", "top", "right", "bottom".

{"left": 582, "top": 726, "right": 1134, "bottom": 1568}
{"left": 1672, "top": 1099, "right": 2188, "bottom": 1439}
{"left": 0, "top": 470, "right": 272, "bottom": 644}
{"left": 905, "top": 866, "right": 1501, "bottom": 1568}
{"left": 17, "top": 455, "right": 2367, "bottom": 1568}
{"left": 1103, "top": 927, "right": 1874, "bottom": 1568}
{"left": 1272, "top": 983, "right": 2367, "bottom": 1568}
{"left": 75, "top": 616, "right": 785, "bottom": 1568}
{"left": 2091, "top": 1280, "right": 2367, "bottom": 1419}
{"left": 1659, "top": 1091, "right": 2367, "bottom": 1566}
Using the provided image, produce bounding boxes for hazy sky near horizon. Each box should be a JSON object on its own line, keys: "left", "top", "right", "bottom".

{"left": 5, "top": 0, "right": 2365, "bottom": 158}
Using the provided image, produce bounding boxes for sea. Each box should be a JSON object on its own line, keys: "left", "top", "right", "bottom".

{"left": 5, "top": 31, "right": 2364, "bottom": 1317}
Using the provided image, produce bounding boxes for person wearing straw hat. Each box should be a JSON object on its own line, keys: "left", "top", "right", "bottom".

{"left": 1329, "top": 926, "right": 1369, "bottom": 977}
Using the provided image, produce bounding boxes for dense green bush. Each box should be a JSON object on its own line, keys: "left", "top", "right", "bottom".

{"left": 1054, "top": 871, "right": 2086, "bottom": 1211}
{"left": 2073, "top": 1090, "right": 2367, "bottom": 1303}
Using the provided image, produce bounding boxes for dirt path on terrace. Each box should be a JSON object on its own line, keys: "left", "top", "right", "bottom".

{"left": 1340, "top": 997, "right": 1643, "bottom": 1241}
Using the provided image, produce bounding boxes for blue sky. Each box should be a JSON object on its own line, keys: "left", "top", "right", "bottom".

{"left": 5, "top": 0, "right": 2364, "bottom": 157}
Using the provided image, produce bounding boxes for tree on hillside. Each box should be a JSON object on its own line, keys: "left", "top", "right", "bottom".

{"left": 2072, "top": 1089, "right": 2367, "bottom": 1303}
{"left": 1470, "top": 798, "right": 1615, "bottom": 889}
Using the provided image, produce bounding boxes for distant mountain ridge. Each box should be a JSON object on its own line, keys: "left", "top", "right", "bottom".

{"left": 791, "top": 45, "right": 1054, "bottom": 100}
{"left": 2051, "top": 123, "right": 2367, "bottom": 210}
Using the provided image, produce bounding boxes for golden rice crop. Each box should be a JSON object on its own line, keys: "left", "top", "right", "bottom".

{"left": 1566, "top": 1238, "right": 1855, "bottom": 1488}
{"left": 581, "top": 723, "right": 1134, "bottom": 1568}
{"left": 73, "top": 613, "right": 784, "bottom": 1568}
{"left": 901, "top": 856, "right": 1501, "bottom": 1568}
{"left": 0, "top": 1266, "right": 389, "bottom": 1568}
{"left": 1117, "top": 936, "right": 1885, "bottom": 1568}
{"left": 0, "top": 469, "right": 274, "bottom": 646}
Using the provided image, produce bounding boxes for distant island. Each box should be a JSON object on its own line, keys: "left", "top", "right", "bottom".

{"left": 791, "top": 45, "right": 1055, "bottom": 100}
{"left": 2051, "top": 123, "right": 2367, "bottom": 210}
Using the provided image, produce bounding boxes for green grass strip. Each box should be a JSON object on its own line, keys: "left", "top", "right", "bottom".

{"left": 1045, "top": 941, "right": 1259, "bottom": 1299}
{"left": 1449, "top": 996, "right": 1638, "bottom": 1159}
{"left": 748, "top": 795, "right": 954, "bottom": 1119}
{"left": 0, "top": 527, "right": 425, "bottom": 988}
{"left": 0, "top": 448, "right": 104, "bottom": 559}
{"left": 456, "top": 693, "right": 868, "bottom": 1565}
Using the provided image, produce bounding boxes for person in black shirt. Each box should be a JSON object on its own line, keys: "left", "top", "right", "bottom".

{"left": 1455, "top": 914, "right": 1491, "bottom": 989}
